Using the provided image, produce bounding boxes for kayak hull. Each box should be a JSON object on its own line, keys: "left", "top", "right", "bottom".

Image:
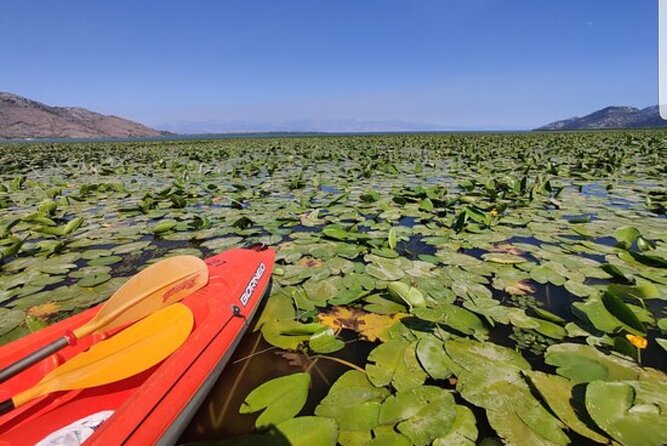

{"left": 0, "top": 246, "right": 275, "bottom": 445}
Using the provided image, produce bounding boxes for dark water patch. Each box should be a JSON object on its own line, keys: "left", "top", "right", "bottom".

{"left": 463, "top": 247, "right": 487, "bottom": 260}
{"left": 504, "top": 235, "right": 542, "bottom": 247}
{"left": 319, "top": 185, "right": 341, "bottom": 194}
{"left": 592, "top": 236, "right": 618, "bottom": 248}
{"left": 286, "top": 224, "right": 323, "bottom": 234}
{"left": 565, "top": 213, "right": 597, "bottom": 224}
{"left": 396, "top": 235, "right": 436, "bottom": 260}
{"left": 531, "top": 282, "right": 578, "bottom": 321}
{"left": 580, "top": 182, "right": 610, "bottom": 199}
{"left": 641, "top": 328, "right": 667, "bottom": 370}
{"left": 485, "top": 321, "right": 517, "bottom": 351}
{"left": 397, "top": 216, "right": 418, "bottom": 227}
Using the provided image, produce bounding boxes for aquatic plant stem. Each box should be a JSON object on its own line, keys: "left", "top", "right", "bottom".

{"left": 309, "top": 355, "right": 365, "bottom": 373}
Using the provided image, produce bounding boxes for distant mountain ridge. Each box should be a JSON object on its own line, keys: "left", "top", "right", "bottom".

{"left": 536, "top": 105, "right": 667, "bottom": 131}
{"left": 0, "top": 92, "right": 167, "bottom": 139}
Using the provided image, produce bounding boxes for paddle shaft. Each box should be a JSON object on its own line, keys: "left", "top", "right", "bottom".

{"left": 0, "top": 337, "right": 69, "bottom": 383}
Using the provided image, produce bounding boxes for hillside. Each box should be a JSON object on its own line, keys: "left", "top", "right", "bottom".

{"left": 536, "top": 105, "right": 667, "bottom": 131}
{"left": 0, "top": 92, "right": 167, "bottom": 139}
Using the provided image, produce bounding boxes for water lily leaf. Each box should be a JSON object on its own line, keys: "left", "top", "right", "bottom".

{"left": 607, "top": 281, "right": 661, "bottom": 301}
{"left": 601, "top": 263, "right": 635, "bottom": 284}
{"left": 531, "top": 307, "right": 566, "bottom": 324}
{"left": 76, "top": 273, "right": 112, "bottom": 288}
{"left": 601, "top": 291, "right": 646, "bottom": 335}
{"left": 416, "top": 335, "right": 452, "bottom": 380}
{"left": 364, "top": 294, "right": 407, "bottom": 315}
{"left": 586, "top": 381, "right": 667, "bottom": 446}
{"left": 303, "top": 276, "right": 344, "bottom": 306}
{"left": 412, "top": 303, "right": 487, "bottom": 340}
{"left": 255, "top": 290, "right": 295, "bottom": 332}
{"left": 563, "top": 279, "right": 594, "bottom": 297}
{"left": 658, "top": 317, "right": 667, "bottom": 332}
{"left": 262, "top": 320, "right": 321, "bottom": 350}
{"left": 630, "top": 251, "right": 667, "bottom": 268}
{"left": 323, "top": 224, "right": 351, "bottom": 241}
{"left": 378, "top": 386, "right": 457, "bottom": 446}
{"left": 357, "top": 312, "right": 407, "bottom": 342}
{"left": 88, "top": 255, "right": 123, "bottom": 266}
{"left": 27, "top": 302, "right": 61, "bottom": 318}
{"left": 365, "top": 431, "right": 411, "bottom": 446}
{"left": 337, "top": 429, "right": 372, "bottom": 446}
{"left": 324, "top": 257, "right": 355, "bottom": 275}
{"left": 342, "top": 272, "right": 376, "bottom": 291}
{"left": 152, "top": 220, "right": 177, "bottom": 234}
{"left": 443, "top": 339, "right": 568, "bottom": 445}
{"left": 25, "top": 315, "right": 48, "bottom": 332}
{"left": 277, "top": 416, "right": 338, "bottom": 446}
{"left": 482, "top": 253, "right": 526, "bottom": 264}
{"left": 81, "top": 249, "right": 113, "bottom": 260}
{"left": 657, "top": 338, "right": 667, "bottom": 351}
{"left": 366, "top": 262, "right": 405, "bottom": 281}
{"left": 530, "top": 264, "right": 566, "bottom": 286}
{"left": 573, "top": 294, "right": 644, "bottom": 336}
{"left": 544, "top": 343, "right": 648, "bottom": 383}
{"left": 387, "top": 281, "right": 426, "bottom": 309}
{"left": 366, "top": 339, "right": 427, "bottom": 391}
{"left": 239, "top": 372, "right": 311, "bottom": 428}
{"left": 433, "top": 405, "right": 478, "bottom": 446}
{"left": 388, "top": 227, "right": 397, "bottom": 250}
{"left": 614, "top": 226, "right": 640, "bottom": 248}
{"left": 444, "top": 338, "right": 530, "bottom": 376}
{"left": 315, "top": 370, "right": 390, "bottom": 431}
{"left": 112, "top": 240, "right": 152, "bottom": 254}
{"left": 309, "top": 328, "right": 345, "bottom": 353}
{"left": 533, "top": 318, "right": 567, "bottom": 339}
{"left": 486, "top": 407, "right": 568, "bottom": 446}
{"left": 523, "top": 370, "right": 608, "bottom": 444}
{"left": 0, "top": 308, "right": 24, "bottom": 336}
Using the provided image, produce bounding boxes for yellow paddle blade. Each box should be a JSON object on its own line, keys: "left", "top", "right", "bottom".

{"left": 14, "top": 303, "right": 194, "bottom": 408}
{"left": 74, "top": 255, "right": 208, "bottom": 337}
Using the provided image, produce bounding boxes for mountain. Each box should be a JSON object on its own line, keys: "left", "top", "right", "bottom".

{"left": 0, "top": 92, "right": 167, "bottom": 139}
{"left": 536, "top": 105, "right": 667, "bottom": 131}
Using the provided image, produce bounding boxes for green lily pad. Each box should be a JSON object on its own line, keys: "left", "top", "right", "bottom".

{"left": 315, "top": 370, "right": 390, "bottom": 431}
{"left": 76, "top": 273, "right": 112, "bottom": 288}
{"left": 544, "top": 343, "right": 651, "bottom": 383}
{"left": 416, "top": 335, "right": 452, "bottom": 380}
{"left": 378, "top": 386, "right": 458, "bottom": 446}
{"left": 482, "top": 253, "right": 526, "bottom": 264}
{"left": 309, "top": 328, "right": 345, "bottom": 353}
{"left": 0, "top": 308, "right": 24, "bottom": 336}
{"left": 586, "top": 380, "right": 667, "bottom": 446}
{"left": 523, "top": 370, "right": 608, "bottom": 444}
{"left": 366, "top": 339, "right": 427, "bottom": 391}
{"left": 366, "top": 262, "right": 405, "bottom": 281}
{"left": 239, "top": 372, "right": 311, "bottom": 428}
{"left": 387, "top": 281, "right": 426, "bottom": 309}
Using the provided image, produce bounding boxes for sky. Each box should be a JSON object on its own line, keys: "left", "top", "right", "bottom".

{"left": 0, "top": 0, "right": 660, "bottom": 132}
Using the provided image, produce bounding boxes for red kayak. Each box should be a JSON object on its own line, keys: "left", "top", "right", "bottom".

{"left": 0, "top": 246, "right": 275, "bottom": 445}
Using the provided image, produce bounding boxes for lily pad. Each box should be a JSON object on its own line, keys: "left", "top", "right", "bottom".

{"left": 366, "top": 339, "right": 427, "bottom": 391}
{"left": 239, "top": 372, "right": 311, "bottom": 428}
{"left": 586, "top": 380, "right": 667, "bottom": 446}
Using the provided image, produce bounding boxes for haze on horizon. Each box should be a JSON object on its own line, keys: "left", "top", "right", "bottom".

{"left": 0, "top": 0, "right": 659, "bottom": 133}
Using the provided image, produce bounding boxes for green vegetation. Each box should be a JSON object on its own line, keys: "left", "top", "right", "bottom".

{"left": 1, "top": 131, "right": 666, "bottom": 445}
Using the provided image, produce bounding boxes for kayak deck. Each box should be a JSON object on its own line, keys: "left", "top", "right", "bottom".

{"left": 0, "top": 246, "right": 274, "bottom": 445}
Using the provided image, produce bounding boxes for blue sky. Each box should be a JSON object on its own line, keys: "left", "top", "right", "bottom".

{"left": 0, "top": 1, "right": 659, "bottom": 132}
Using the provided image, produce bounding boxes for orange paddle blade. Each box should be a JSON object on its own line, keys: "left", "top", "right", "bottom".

{"left": 13, "top": 303, "right": 194, "bottom": 408}
{"left": 74, "top": 255, "right": 208, "bottom": 337}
